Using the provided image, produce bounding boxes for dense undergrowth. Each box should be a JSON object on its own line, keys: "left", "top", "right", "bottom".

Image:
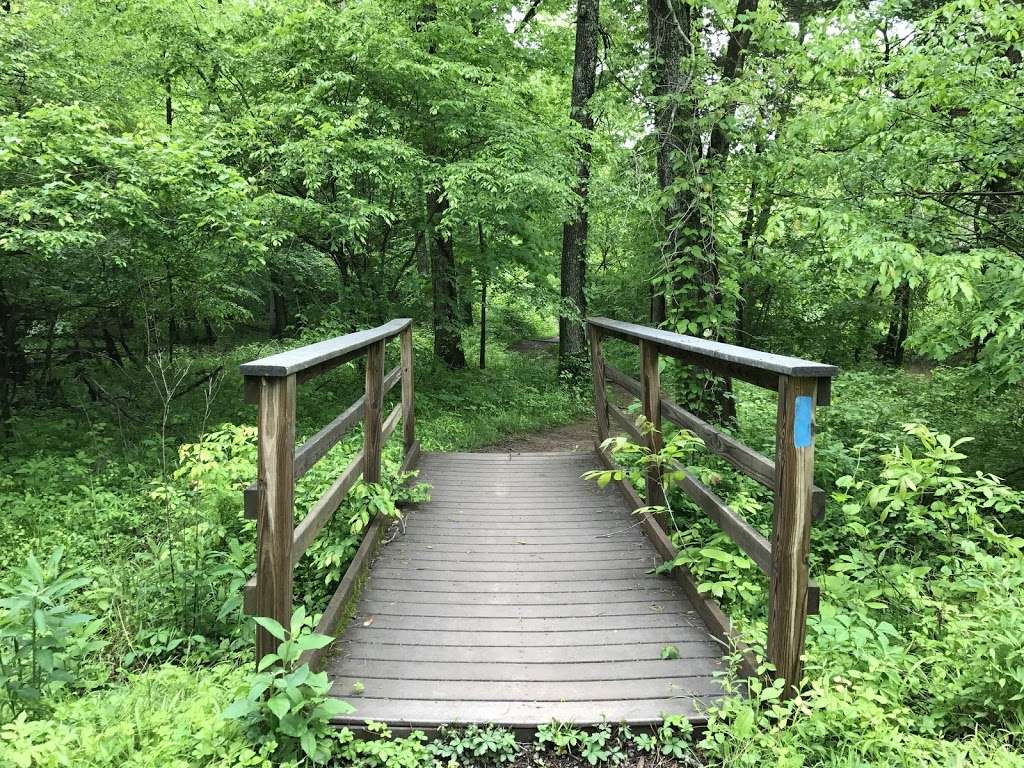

{"left": 2, "top": 314, "right": 1024, "bottom": 766}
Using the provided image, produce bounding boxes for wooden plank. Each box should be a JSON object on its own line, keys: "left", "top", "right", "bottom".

{"left": 255, "top": 375, "right": 296, "bottom": 663}
{"left": 604, "top": 363, "right": 826, "bottom": 520}
{"left": 639, "top": 340, "right": 665, "bottom": 507}
{"left": 342, "top": 626, "right": 712, "bottom": 647}
{"left": 331, "top": 677, "right": 725, "bottom": 702}
{"left": 358, "top": 600, "right": 694, "bottom": 620}
{"left": 587, "top": 317, "right": 838, "bottom": 382}
{"left": 363, "top": 340, "right": 385, "bottom": 484}
{"left": 345, "top": 613, "right": 698, "bottom": 633}
{"left": 331, "top": 658, "right": 724, "bottom": 683}
{"left": 365, "top": 577, "right": 665, "bottom": 594}
{"left": 291, "top": 453, "right": 365, "bottom": 565}
{"left": 360, "top": 589, "right": 680, "bottom": 606}
{"left": 333, "top": 640, "right": 715, "bottom": 665}
{"left": 587, "top": 323, "right": 610, "bottom": 441}
{"left": 331, "top": 697, "right": 723, "bottom": 727}
{"left": 768, "top": 376, "right": 817, "bottom": 698}
{"left": 240, "top": 318, "right": 411, "bottom": 378}
{"left": 400, "top": 324, "right": 416, "bottom": 454}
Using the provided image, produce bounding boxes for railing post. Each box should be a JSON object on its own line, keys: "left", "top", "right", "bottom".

{"left": 639, "top": 340, "right": 665, "bottom": 507}
{"left": 364, "top": 339, "right": 385, "bottom": 484}
{"left": 400, "top": 324, "right": 416, "bottom": 455}
{"left": 768, "top": 375, "right": 817, "bottom": 697}
{"left": 255, "top": 374, "right": 296, "bottom": 664}
{"left": 587, "top": 323, "right": 609, "bottom": 442}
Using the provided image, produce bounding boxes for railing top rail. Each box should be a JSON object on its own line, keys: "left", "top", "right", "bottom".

{"left": 587, "top": 316, "right": 838, "bottom": 380}
{"left": 240, "top": 318, "right": 412, "bottom": 378}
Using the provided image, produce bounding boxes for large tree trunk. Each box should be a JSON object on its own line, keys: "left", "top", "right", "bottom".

{"left": 428, "top": 186, "right": 467, "bottom": 369}
{"left": 880, "top": 279, "right": 911, "bottom": 365}
{"left": 559, "top": 0, "right": 600, "bottom": 381}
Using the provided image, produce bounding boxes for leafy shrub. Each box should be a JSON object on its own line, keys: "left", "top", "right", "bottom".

{"left": 223, "top": 608, "right": 353, "bottom": 764}
{"left": 0, "top": 548, "right": 103, "bottom": 717}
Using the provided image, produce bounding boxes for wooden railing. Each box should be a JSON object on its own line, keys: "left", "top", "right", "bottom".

{"left": 587, "top": 317, "right": 838, "bottom": 696}
{"left": 239, "top": 319, "right": 419, "bottom": 667}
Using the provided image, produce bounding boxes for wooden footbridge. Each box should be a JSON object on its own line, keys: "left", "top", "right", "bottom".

{"left": 240, "top": 318, "right": 837, "bottom": 731}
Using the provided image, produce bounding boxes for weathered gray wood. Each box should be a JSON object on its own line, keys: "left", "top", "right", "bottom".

{"left": 255, "top": 375, "right": 296, "bottom": 663}
{"left": 400, "top": 325, "right": 416, "bottom": 454}
{"left": 639, "top": 340, "right": 665, "bottom": 507}
{"left": 332, "top": 677, "right": 725, "bottom": 702}
{"left": 588, "top": 316, "right": 837, "bottom": 386}
{"left": 240, "top": 318, "right": 411, "bottom": 378}
{"left": 363, "top": 340, "right": 385, "bottom": 485}
{"left": 358, "top": 599, "right": 693, "bottom": 619}
{"left": 331, "top": 697, "right": 725, "bottom": 728}
{"left": 768, "top": 376, "right": 817, "bottom": 698}
{"left": 326, "top": 450, "right": 729, "bottom": 728}
{"left": 334, "top": 639, "right": 713, "bottom": 664}
{"left": 587, "top": 323, "right": 610, "bottom": 441}
{"left": 332, "top": 658, "right": 723, "bottom": 682}
{"left": 604, "top": 363, "right": 826, "bottom": 519}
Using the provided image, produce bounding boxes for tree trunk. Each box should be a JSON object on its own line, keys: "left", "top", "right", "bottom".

{"left": 428, "top": 186, "right": 467, "bottom": 369}
{"left": 881, "top": 279, "right": 911, "bottom": 365}
{"left": 478, "top": 222, "right": 487, "bottom": 370}
{"left": 559, "top": 0, "right": 600, "bottom": 381}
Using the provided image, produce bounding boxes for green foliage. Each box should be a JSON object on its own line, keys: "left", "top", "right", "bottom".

{"left": 223, "top": 608, "right": 353, "bottom": 764}
{"left": 0, "top": 549, "right": 103, "bottom": 718}
{"left": 428, "top": 724, "right": 518, "bottom": 765}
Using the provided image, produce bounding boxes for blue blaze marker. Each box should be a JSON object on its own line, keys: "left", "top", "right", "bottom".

{"left": 793, "top": 395, "right": 814, "bottom": 448}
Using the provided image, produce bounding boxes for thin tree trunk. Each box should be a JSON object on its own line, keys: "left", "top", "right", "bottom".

{"left": 559, "top": 0, "right": 600, "bottom": 380}
{"left": 428, "top": 186, "right": 466, "bottom": 369}
{"left": 478, "top": 222, "right": 487, "bottom": 370}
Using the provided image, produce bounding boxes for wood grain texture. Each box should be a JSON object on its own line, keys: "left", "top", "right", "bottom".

{"left": 768, "top": 376, "right": 817, "bottom": 697}
{"left": 240, "top": 318, "right": 410, "bottom": 378}
{"left": 400, "top": 325, "right": 416, "bottom": 454}
{"left": 639, "top": 340, "right": 666, "bottom": 507}
{"left": 587, "top": 317, "right": 837, "bottom": 382}
{"left": 363, "top": 340, "right": 385, "bottom": 485}
{"left": 327, "top": 451, "right": 728, "bottom": 728}
{"left": 255, "top": 375, "right": 296, "bottom": 663}
{"left": 587, "top": 323, "right": 610, "bottom": 441}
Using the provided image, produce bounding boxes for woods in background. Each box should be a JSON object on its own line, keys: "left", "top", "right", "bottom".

{"left": 1, "top": 0, "right": 1021, "bottom": 429}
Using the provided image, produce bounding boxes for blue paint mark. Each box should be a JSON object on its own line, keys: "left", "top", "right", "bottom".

{"left": 794, "top": 396, "right": 814, "bottom": 448}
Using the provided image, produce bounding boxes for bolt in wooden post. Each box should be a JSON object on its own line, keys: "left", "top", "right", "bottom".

{"left": 639, "top": 340, "right": 665, "bottom": 507}
{"left": 768, "top": 375, "right": 818, "bottom": 697}
{"left": 364, "top": 339, "right": 385, "bottom": 484}
{"left": 255, "top": 374, "right": 296, "bottom": 664}
{"left": 587, "top": 323, "right": 609, "bottom": 442}
{"left": 400, "top": 325, "right": 416, "bottom": 455}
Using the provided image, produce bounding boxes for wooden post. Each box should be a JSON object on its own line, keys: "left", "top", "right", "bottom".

{"left": 587, "top": 323, "right": 609, "bottom": 442}
{"left": 639, "top": 340, "right": 665, "bottom": 507}
{"left": 768, "top": 375, "right": 817, "bottom": 697}
{"left": 400, "top": 325, "right": 416, "bottom": 455}
{"left": 255, "top": 374, "right": 296, "bottom": 663}
{"left": 364, "top": 339, "right": 385, "bottom": 484}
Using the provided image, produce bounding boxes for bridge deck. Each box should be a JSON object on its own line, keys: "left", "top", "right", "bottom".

{"left": 326, "top": 451, "right": 729, "bottom": 729}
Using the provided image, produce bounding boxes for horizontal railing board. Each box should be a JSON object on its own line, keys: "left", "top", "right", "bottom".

{"left": 589, "top": 317, "right": 837, "bottom": 379}
{"left": 240, "top": 319, "right": 411, "bottom": 378}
